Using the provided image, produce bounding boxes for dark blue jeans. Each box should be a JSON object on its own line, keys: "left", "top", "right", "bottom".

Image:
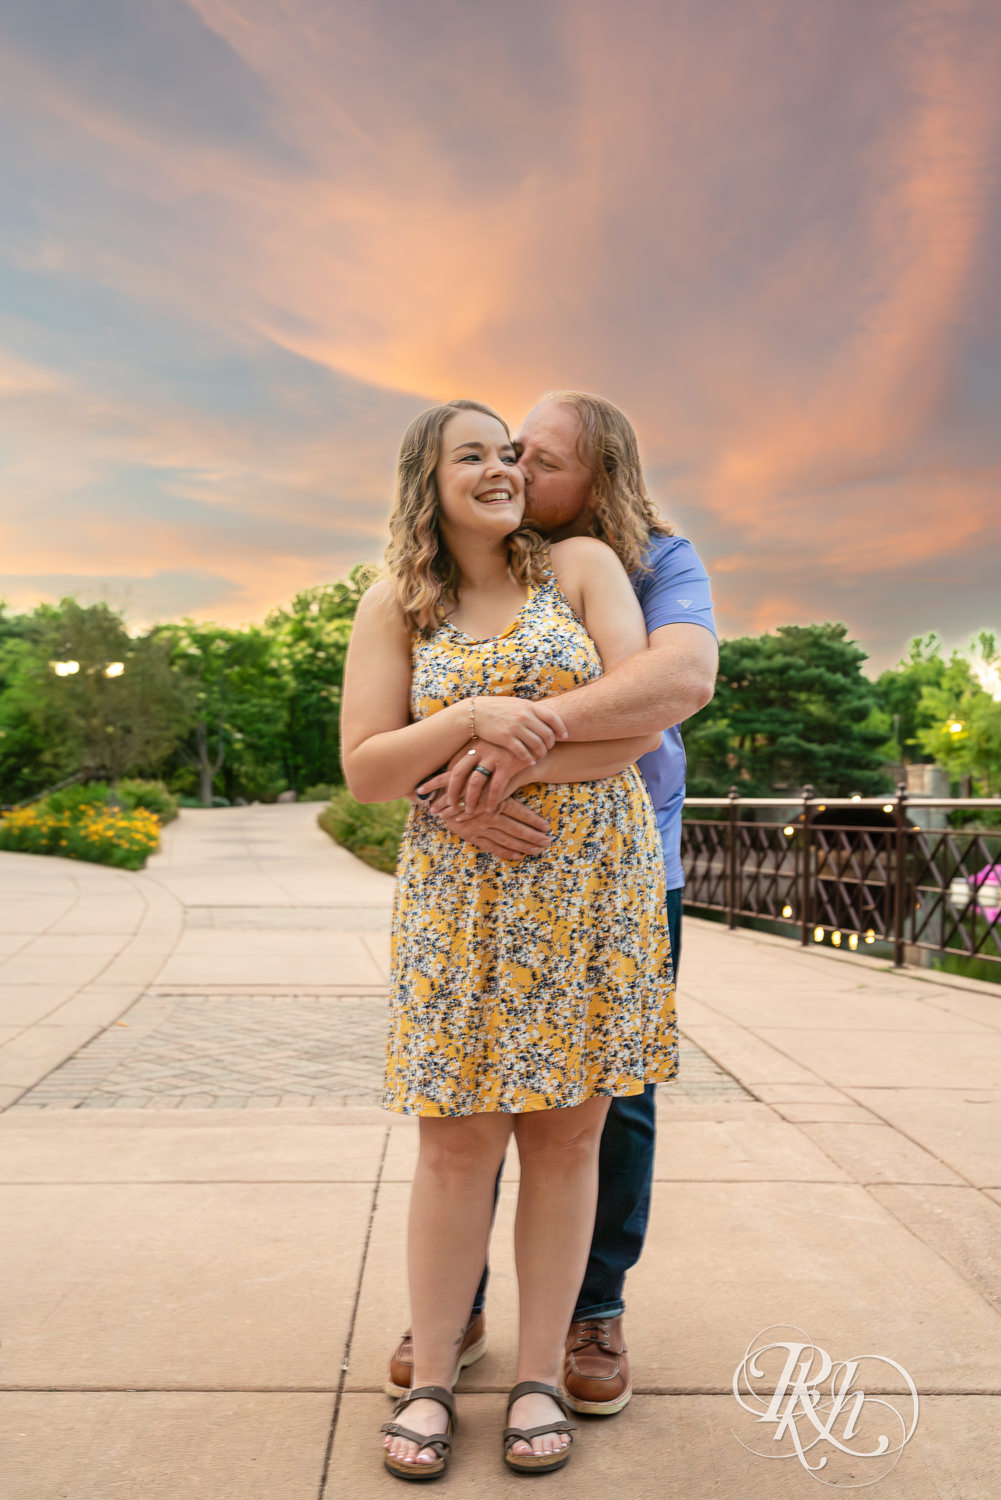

{"left": 470, "top": 887, "right": 682, "bottom": 1321}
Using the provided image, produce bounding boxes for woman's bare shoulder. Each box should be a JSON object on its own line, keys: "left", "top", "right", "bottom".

{"left": 354, "top": 576, "right": 408, "bottom": 633}
{"left": 548, "top": 536, "right": 630, "bottom": 589}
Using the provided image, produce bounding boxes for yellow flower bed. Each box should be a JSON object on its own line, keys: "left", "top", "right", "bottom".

{"left": 0, "top": 801, "right": 161, "bottom": 870}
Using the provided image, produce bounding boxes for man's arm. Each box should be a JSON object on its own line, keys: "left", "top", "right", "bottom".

{"left": 554, "top": 622, "right": 718, "bottom": 740}
{"left": 420, "top": 622, "right": 717, "bottom": 816}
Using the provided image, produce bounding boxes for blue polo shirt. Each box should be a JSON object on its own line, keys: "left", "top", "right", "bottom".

{"left": 630, "top": 534, "right": 717, "bottom": 889}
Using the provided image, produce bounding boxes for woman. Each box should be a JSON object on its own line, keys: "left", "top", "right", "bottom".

{"left": 341, "top": 400, "right": 677, "bottom": 1479}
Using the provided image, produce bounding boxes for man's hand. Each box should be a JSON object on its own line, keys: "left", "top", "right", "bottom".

{"left": 429, "top": 795, "right": 553, "bottom": 859}
{"left": 417, "top": 741, "right": 532, "bottom": 816}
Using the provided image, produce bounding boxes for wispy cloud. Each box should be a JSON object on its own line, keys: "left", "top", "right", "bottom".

{"left": 0, "top": 0, "right": 998, "bottom": 663}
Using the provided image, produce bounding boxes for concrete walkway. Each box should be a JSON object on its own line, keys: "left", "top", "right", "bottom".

{"left": 1, "top": 805, "right": 999, "bottom": 1497}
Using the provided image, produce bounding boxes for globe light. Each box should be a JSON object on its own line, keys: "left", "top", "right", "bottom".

{"left": 781, "top": 904, "right": 793, "bottom": 918}
{"left": 882, "top": 803, "right": 893, "bottom": 813}
{"left": 978, "top": 878, "right": 1001, "bottom": 912}
{"left": 783, "top": 825, "right": 795, "bottom": 837}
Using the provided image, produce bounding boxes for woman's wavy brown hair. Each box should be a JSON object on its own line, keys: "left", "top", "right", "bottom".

{"left": 385, "top": 399, "right": 550, "bottom": 633}
{"left": 540, "top": 390, "right": 672, "bottom": 574}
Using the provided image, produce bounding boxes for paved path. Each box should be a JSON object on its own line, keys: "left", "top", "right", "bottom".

{"left": 1, "top": 805, "right": 1000, "bottom": 1497}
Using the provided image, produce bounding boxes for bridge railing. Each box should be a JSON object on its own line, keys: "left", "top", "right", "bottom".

{"left": 681, "top": 788, "right": 1001, "bottom": 975}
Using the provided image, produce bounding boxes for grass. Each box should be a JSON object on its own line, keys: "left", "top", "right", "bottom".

{"left": 930, "top": 951, "right": 1001, "bottom": 986}
{"left": 317, "top": 787, "right": 409, "bottom": 874}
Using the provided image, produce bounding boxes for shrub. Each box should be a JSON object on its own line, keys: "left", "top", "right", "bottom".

{"left": 44, "top": 782, "right": 111, "bottom": 814}
{"left": 116, "top": 778, "right": 179, "bottom": 823}
{"left": 302, "top": 782, "right": 336, "bottom": 802}
{"left": 318, "top": 789, "right": 409, "bottom": 873}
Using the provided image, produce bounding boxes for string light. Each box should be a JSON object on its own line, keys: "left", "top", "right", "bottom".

{"left": 783, "top": 825, "right": 795, "bottom": 837}
{"left": 813, "top": 926, "right": 825, "bottom": 942}
{"left": 831, "top": 931, "right": 842, "bottom": 946}
{"left": 781, "top": 904, "right": 793, "bottom": 918}
{"left": 848, "top": 933, "right": 859, "bottom": 950}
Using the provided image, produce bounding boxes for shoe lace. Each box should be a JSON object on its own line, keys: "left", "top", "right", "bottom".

{"left": 570, "top": 1319, "right": 612, "bottom": 1352}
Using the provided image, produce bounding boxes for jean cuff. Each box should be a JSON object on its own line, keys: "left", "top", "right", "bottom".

{"left": 572, "top": 1299, "right": 625, "bottom": 1323}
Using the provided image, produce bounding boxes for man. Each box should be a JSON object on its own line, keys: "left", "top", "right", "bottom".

{"left": 387, "top": 390, "right": 718, "bottom": 1413}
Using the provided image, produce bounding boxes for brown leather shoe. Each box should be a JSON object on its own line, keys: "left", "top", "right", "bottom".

{"left": 562, "top": 1316, "right": 632, "bottom": 1414}
{"left": 385, "top": 1311, "right": 487, "bottom": 1397}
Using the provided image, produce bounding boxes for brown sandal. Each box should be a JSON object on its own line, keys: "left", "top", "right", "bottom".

{"left": 380, "top": 1384, "right": 456, "bottom": 1482}
{"left": 503, "top": 1380, "right": 577, "bottom": 1474}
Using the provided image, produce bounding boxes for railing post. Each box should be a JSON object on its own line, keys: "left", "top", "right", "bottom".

{"left": 800, "top": 784, "right": 814, "bottom": 947}
{"left": 727, "top": 785, "right": 740, "bottom": 930}
{"left": 893, "top": 780, "right": 908, "bottom": 968}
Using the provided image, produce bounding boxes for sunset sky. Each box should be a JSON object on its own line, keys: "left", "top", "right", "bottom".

{"left": 1, "top": 0, "right": 998, "bottom": 671}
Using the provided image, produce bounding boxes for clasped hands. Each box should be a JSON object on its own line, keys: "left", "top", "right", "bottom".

{"left": 415, "top": 695, "right": 568, "bottom": 861}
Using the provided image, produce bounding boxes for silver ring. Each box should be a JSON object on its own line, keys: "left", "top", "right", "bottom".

{"left": 472, "top": 764, "right": 494, "bottom": 778}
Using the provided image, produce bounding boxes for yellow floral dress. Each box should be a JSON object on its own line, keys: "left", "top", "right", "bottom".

{"left": 384, "top": 568, "right": 677, "bottom": 1117}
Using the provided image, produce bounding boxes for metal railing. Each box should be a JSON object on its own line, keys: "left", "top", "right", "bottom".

{"left": 681, "top": 787, "right": 1001, "bottom": 974}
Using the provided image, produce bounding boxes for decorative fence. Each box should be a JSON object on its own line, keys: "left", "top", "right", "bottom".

{"left": 681, "top": 787, "right": 1001, "bottom": 973}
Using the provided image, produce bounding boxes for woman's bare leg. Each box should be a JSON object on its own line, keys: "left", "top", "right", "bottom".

{"left": 508, "top": 1095, "right": 611, "bottom": 1457}
{"left": 383, "top": 1111, "right": 512, "bottom": 1468}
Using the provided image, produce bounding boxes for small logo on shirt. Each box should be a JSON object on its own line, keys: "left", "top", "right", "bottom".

{"left": 676, "top": 598, "right": 693, "bottom": 609}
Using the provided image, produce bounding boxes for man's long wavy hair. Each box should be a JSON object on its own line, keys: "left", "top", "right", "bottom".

{"left": 385, "top": 399, "right": 550, "bottom": 633}
{"left": 540, "top": 390, "right": 672, "bottom": 573}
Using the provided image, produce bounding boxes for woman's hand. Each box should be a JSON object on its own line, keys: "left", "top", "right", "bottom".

{"left": 462, "top": 695, "right": 568, "bottom": 764}
{"left": 428, "top": 795, "right": 553, "bottom": 859}
{"left": 418, "top": 741, "right": 532, "bottom": 815}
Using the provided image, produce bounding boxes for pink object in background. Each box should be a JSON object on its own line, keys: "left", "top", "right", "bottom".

{"left": 972, "top": 864, "right": 1001, "bottom": 922}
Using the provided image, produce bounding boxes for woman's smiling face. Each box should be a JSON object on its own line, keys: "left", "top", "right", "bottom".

{"left": 435, "top": 408, "right": 525, "bottom": 541}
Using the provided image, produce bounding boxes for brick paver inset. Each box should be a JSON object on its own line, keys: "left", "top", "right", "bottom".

{"left": 11, "top": 991, "right": 752, "bottom": 1109}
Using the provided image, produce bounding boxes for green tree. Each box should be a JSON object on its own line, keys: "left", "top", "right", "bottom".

{"left": 873, "top": 632, "right": 948, "bottom": 763}
{"left": 156, "top": 620, "right": 292, "bottom": 805}
{"left": 0, "top": 603, "right": 53, "bottom": 802}
{"left": 265, "top": 563, "right": 378, "bottom": 793}
{"left": 1, "top": 600, "right": 190, "bottom": 798}
{"left": 915, "top": 632, "right": 1001, "bottom": 794}
{"left": 686, "top": 622, "right": 891, "bottom": 797}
